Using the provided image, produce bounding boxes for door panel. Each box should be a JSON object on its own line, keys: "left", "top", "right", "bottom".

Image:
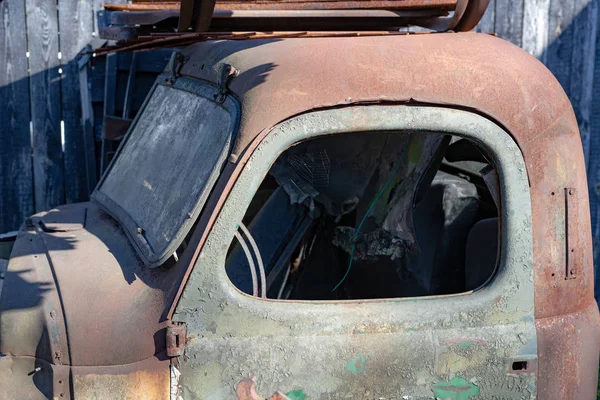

{"left": 173, "top": 106, "right": 535, "bottom": 399}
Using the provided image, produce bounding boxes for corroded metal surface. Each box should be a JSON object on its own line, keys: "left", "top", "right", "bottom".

{"left": 0, "top": 355, "right": 71, "bottom": 399}
{"left": 105, "top": 0, "right": 458, "bottom": 12}
{"left": 99, "top": 0, "right": 490, "bottom": 51}
{"left": 0, "top": 203, "right": 188, "bottom": 366}
{"left": 236, "top": 377, "right": 291, "bottom": 400}
{"left": 0, "top": 355, "right": 169, "bottom": 400}
{"left": 167, "top": 33, "right": 597, "bottom": 396}
{"left": 1, "top": 32, "right": 597, "bottom": 398}
{"left": 93, "top": 31, "right": 424, "bottom": 55}
{"left": 173, "top": 106, "right": 538, "bottom": 398}
{"left": 536, "top": 301, "right": 600, "bottom": 399}
{"left": 176, "top": 32, "right": 595, "bottom": 314}
{"left": 71, "top": 358, "right": 170, "bottom": 399}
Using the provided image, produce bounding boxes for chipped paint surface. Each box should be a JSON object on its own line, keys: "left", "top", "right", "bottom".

{"left": 346, "top": 355, "right": 367, "bottom": 374}
{"left": 174, "top": 106, "right": 537, "bottom": 398}
{"left": 285, "top": 389, "right": 307, "bottom": 400}
{"left": 433, "top": 377, "right": 480, "bottom": 400}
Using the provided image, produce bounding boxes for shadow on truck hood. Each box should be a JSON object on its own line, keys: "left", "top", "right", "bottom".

{"left": 0, "top": 202, "right": 183, "bottom": 367}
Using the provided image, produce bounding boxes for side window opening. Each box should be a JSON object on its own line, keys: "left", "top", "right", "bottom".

{"left": 226, "top": 132, "right": 500, "bottom": 300}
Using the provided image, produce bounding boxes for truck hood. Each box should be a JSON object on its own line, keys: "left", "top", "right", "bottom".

{"left": 0, "top": 202, "right": 175, "bottom": 366}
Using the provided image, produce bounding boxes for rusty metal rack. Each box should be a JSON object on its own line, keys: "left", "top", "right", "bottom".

{"left": 99, "top": 0, "right": 489, "bottom": 53}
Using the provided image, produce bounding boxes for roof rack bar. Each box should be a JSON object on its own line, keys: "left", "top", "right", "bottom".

{"left": 110, "top": 8, "right": 443, "bottom": 25}
{"left": 99, "top": 0, "right": 490, "bottom": 45}
{"left": 105, "top": 0, "right": 458, "bottom": 12}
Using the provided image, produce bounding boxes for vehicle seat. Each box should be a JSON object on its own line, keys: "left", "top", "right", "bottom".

{"left": 405, "top": 171, "right": 480, "bottom": 295}
{"left": 464, "top": 217, "right": 498, "bottom": 291}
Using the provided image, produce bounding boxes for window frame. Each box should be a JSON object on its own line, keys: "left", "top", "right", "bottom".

{"left": 175, "top": 105, "right": 534, "bottom": 324}
{"left": 92, "top": 75, "right": 241, "bottom": 267}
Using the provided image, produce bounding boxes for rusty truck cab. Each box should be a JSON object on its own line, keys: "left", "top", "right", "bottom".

{"left": 0, "top": 30, "right": 599, "bottom": 400}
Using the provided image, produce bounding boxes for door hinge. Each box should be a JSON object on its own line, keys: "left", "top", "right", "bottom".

{"left": 214, "top": 63, "right": 239, "bottom": 103}
{"left": 166, "top": 322, "right": 187, "bottom": 357}
{"left": 165, "top": 52, "right": 186, "bottom": 86}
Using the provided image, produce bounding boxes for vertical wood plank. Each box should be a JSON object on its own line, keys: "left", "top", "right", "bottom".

{"left": 476, "top": 0, "right": 495, "bottom": 33}
{"left": 0, "top": 0, "right": 34, "bottom": 232}
{"left": 79, "top": 51, "right": 99, "bottom": 196}
{"left": 569, "top": 0, "right": 598, "bottom": 163}
{"left": 494, "top": 0, "right": 524, "bottom": 46}
{"left": 58, "top": 0, "right": 96, "bottom": 203}
{"left": 585, "top": 0, "right": 600, "bottom": 299}
{"left": 122, "top": 53, "right": 137, "bottom": 119}
{"left": 546, "top": 0, "right": 577, "bottom": 94}
{"left": 522, "top": 0, "right": 551, "bottom": 61}
{"left": 26, "top": 0, "right": 64, "bottom": 212}
{"left": 100, "top": 53, "right": 117, "bottom": 174}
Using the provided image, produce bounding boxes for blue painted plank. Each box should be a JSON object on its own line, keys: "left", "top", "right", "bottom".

{"left": 494, "top": 0, "right": 524, "bottom": 46}
{"left": 59, "top": 0, "right": 97, "bottom": 202}
{"left": 26, "top": 0, "right": 65, "bottom": 212}
{"left": 0, "top": 0, "right": 34, "bottom": 232}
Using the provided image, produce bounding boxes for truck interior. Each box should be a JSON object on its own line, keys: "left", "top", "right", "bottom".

{"left": 226, "top": 132, "right": 500, "bottom": 300}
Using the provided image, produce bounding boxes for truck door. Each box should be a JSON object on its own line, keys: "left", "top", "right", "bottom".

{"left": 173, "top": 106, "right": 536, "bottom": 399}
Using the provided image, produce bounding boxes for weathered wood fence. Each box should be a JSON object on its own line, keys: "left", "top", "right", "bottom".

{"left": 2, "top": 0, "right": 600, "bottom": 296}
{"left": 2, "top": 0, "right": 101, "bottom": 232}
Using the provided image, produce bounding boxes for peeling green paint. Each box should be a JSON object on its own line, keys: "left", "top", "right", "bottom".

{"left": 286, "top": 389, "right": 307, "bottom": 400}
{"left": 458, "top": 342, "right": 473, "bottom": 348}
{"left": 433, "top": 377, "right": 480, "bottom": 400}
{"left": 346, "top": 354, "right": 367, "bottom": 374}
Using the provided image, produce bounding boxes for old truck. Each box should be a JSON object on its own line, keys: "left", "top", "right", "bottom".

{"left": 0, "top": 0, "right": 598, "bottom": 398}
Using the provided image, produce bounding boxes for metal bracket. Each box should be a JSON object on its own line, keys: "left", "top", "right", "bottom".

{"left": 565, "top": 188, "right": 578, "bottom": 280}
{"left": 215, "top": 63, "right": 239, "bottom": 103}
{"left": 166, "top": 52, "right": 186, "bottom": 86}
{"left": 166, "top": 322, "right": 187, "bottom": 357}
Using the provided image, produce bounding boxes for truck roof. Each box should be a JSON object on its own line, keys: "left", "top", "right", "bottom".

{"left": 177, "top": 33, "right": 574, "bottom": 162}
{"left": 176, "top": 32, "right": 592, "bottom": 321}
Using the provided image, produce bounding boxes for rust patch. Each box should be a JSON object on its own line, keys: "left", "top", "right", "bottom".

{"left": 105, "top": 0, "right": 459, "bottom": 12}
{"left": 236, "top": 376, "right": 291, "bottom": 400}
{"left": 536, "top": 301, "right": 600, "bottom": 399}
{"left": 166, "top": 322, "right": 187, "bottom": 357}
{"left": 71, "top": 358, "right": 170, "bottom": 400}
